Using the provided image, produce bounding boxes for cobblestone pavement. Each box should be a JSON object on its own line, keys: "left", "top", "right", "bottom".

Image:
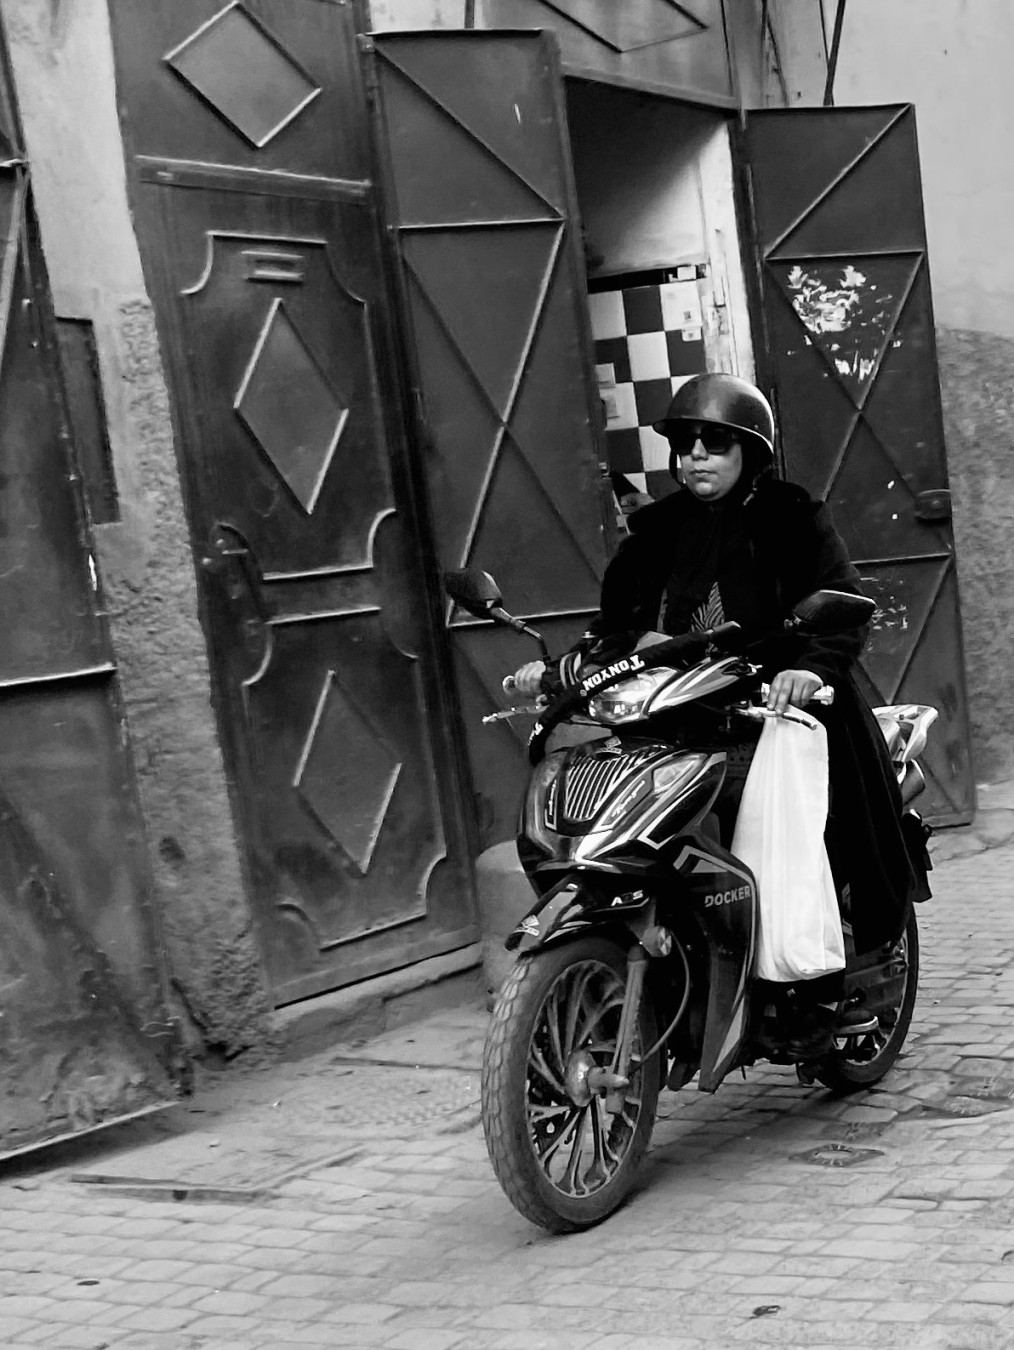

{"left": 5, "top": 834, "right": 1014, "bottom": 1350}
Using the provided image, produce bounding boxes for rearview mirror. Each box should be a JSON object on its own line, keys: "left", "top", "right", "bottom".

{"left": 790, "top": 589, "right": 875, "bottom": 633}
{"left": 443, "top": 567, "right": 550, "bottom": 658}
{"left": 443, "top": 568, "right": 504, "bottom": 619}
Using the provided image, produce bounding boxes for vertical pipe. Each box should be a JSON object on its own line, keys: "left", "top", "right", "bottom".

{"left": 823, "top": 0, "right": 846, "bottom": 107}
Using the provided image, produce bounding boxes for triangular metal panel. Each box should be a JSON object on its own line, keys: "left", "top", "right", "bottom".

{"left": 889, "top": 566, "right": 971, "bottom": 822}
{"left": 860, "top": 266, "right": 951, "bottom": 493}
{"left": 856, "top": 556, "right": 950, "bottom": 704}
{"left": 402, "top": 223, "right": 561, "bottom": 421}
{"left": 467, "top": 432, "right": 603, "bottom": 614}
{"left": 829, "top": 422, "right": 949, "bottom": 563}
{"left": 376, "top": 42, "right": 561, "bottom": 223}
{"left": 504, "top": 261, "right": 609, "bottom": 601}
{"left": 762, "top": 269, "right": 861, "bottom": 499}
{"left": 770, "top": 114, "right": 926, "bottom": 259}
{"left": 770, "top": 255, "right": 920, "bottom": 401}
{"left": 748, "top": 107, "right": 901, "bottom": 253}
{"left": 541, "top": 0, "right": 706, "bottom": 53}
{"left": 398, "top": 274, "right": 504, "bottom": 573}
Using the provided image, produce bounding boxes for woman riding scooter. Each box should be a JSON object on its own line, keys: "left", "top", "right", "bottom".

{"left": 512, "top": 372, "right": 926, "bottom": 1056}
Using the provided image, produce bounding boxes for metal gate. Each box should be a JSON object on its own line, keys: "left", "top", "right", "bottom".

{"left": 744, "top": 105, "right": 974, "bottom": 825}
{"left": 369, "top": 29, "right": 613, "bottom": 848}
{"left": 0, "top": 94, "right": 176, "bottom": 1152}
{"left": 108, "top": 0, "right": 477, "bottom": 1004}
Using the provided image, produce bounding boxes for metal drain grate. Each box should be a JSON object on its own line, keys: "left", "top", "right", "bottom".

{"left": 793, "top": 1142, "right": 884, "bottom": 1168}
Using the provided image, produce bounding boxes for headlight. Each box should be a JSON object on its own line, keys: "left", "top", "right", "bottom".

{"left": 587, "top": 668, "right": 678, "bottom": 724}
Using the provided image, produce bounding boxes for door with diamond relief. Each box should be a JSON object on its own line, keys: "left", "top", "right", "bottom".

{"left": 744, "top": 105, "right": 974, "bottom": 826}
{"left": 109, "top": 0, "right": 477, "bottom": 1003}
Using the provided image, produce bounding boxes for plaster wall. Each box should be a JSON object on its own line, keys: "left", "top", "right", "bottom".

{"left": 2, "top": 0, "right": 272, "bottom": 1052}
{"left": 827, "top": 0, "right": 1014, "bottom": 781}
{"left": 367, "top": 0, "right": 470, "bottom": 25}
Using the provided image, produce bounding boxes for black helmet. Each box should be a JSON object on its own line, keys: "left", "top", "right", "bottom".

{"left": 652, "top": 373, "right": 775, "bottom": 455}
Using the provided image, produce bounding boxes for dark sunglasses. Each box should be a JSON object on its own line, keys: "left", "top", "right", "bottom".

{"left": 667, "top": 424, "right": 739, "bottom": 456}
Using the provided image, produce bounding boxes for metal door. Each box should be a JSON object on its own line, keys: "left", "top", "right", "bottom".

{"left": 369, "top": 29, "right": 613, "bottom": 847}
{"left": 0, "top": 141, "right": 176, "bottom": 1147}
{"left": 744, "top": 105, "right": 974, "bottom": 825}
{"left": 109, "top": 0, "right": 477, "bottom": 1003}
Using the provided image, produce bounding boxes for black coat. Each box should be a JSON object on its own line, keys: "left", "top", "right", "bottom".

{"left": 582, "top": 474, "right": 919, "bottom": 955}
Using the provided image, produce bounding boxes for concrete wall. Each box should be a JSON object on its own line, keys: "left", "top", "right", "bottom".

{"left": 2, "top": 0, "right": 272, "bottom": 1053}
{"left": 827, "top": 0, "right": 1014, "bottom": 781}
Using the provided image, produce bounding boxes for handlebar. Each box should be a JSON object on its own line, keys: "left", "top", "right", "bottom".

{"left": 759, "top": 681, "right": 835, "bottom": 706}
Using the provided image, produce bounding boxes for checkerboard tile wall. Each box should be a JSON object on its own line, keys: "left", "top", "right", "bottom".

{"left": 590, "top": 278, "right": 708, "bottom": 500}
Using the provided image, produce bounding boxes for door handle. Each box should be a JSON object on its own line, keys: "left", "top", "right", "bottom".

{"left": 914, "top": 488, "right": 951, "bottom": 523}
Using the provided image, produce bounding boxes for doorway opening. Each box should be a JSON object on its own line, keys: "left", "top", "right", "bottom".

{"left": 563, "top": 80, "right": 754, "bottom": 514}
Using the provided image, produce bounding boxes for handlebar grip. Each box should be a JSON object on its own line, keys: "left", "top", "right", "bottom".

{"left": 760, "top": 681, "right": 835, "bottom": 706}
{"left": 501, "top": 675, "right": 517, "bottom": 694}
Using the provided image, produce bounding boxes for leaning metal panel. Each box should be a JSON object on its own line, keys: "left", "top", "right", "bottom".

{"left": 0, "top": 159, "right": 176, "bottom": 1154}
{"left": 373, "top": 31, "right": 610, "bottom": 848}
{"left": 746, "top": 105, "right": 973, "bottom": 824}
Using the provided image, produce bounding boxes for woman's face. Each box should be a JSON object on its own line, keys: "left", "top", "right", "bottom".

{"left": 675, "top": 426, "right": 744, "bottom": 501}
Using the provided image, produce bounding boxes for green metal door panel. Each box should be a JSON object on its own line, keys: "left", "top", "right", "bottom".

{"left": 370, "top": 30, "right": 612, "bottom": 848}
{"left": 744, "top": 105, "right": 974, "bottom": 825}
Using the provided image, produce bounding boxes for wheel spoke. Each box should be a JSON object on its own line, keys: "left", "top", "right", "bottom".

{"left": 559, "top": 1107, "right": 591, "bottom": 1195}
{"left": 563, "top": 964, "right": 605, "bottom": 1054}
{"left": 528, "top": 1041, "right": 567, "bottom": 1098}
{"left": 573, "top": 985, "right": 624, "bottom": 1051}
{"left": 542, "top": 983, "right": 567, "bottom": 1079}
{"left": 590, "top": 1095, "right": 621, "bottom": 1172}
{"left": 528, "top": 1101, "right": 571, "bottom": 1123}
{"left": 535, "top": 1105, "right": 583, "bottom": 1168}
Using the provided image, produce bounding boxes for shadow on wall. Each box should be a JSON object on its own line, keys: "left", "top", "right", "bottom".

{"left": 938, "top": 326, "right": 1014, "bottom": 784}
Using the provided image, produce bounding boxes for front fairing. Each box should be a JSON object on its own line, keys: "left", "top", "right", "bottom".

{"left": 515, "top": 654, "right": 765, "bottom": 1091}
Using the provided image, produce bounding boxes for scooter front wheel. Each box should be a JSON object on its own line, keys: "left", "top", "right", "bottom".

{"left": 815, "top": 907, "right": 919, "bottom": 1093}
{"left": 481, "top": 935, "right": 661, "bottom": 1234}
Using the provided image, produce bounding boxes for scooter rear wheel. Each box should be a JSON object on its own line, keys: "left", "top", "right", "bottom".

{"left": 814, "top": 908, "right": 919, "bottom": 1093}
{"left": 481, "top": 935, "right": 661, "bottom": 1233}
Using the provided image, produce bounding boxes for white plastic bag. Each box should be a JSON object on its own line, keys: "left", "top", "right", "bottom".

{"left": 731, "top": 710, "right": 845, "bottom": 983}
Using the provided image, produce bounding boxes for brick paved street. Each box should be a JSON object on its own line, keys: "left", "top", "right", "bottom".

{"left": 5, "top": 830, "right": 1014, "bottom": 1350}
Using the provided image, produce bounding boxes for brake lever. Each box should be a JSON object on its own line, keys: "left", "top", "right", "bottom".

{"left": 483, "top": 698, "right": 547, "bottom": 724}
{"left": 733, "top": 705, "right": 818, "bottom": 730}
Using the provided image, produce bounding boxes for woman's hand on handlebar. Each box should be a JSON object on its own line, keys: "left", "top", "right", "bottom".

{"left": 766, "top": 669, "right": 823, "bottom": 715}
{"left": 511, "top": 661, "right": 547, "bottom": 696}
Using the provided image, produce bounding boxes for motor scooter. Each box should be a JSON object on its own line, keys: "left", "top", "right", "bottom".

{"left": 445, "top": 567, "right": 935, "bottom": 1233}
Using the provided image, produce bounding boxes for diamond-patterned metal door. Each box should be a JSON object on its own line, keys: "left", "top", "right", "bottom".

{"left": 109, "top": 0, "right": 477, "bottom": 1003}
{"left": 744, "top": 105, "right": 973, "bottom": 825}
{"left": 369, "top": 30, "right": 613, "bottom": 847}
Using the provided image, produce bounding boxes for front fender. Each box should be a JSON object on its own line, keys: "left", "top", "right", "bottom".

{"left": 504, "top": 876, "right": 648, "bottom": 954}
